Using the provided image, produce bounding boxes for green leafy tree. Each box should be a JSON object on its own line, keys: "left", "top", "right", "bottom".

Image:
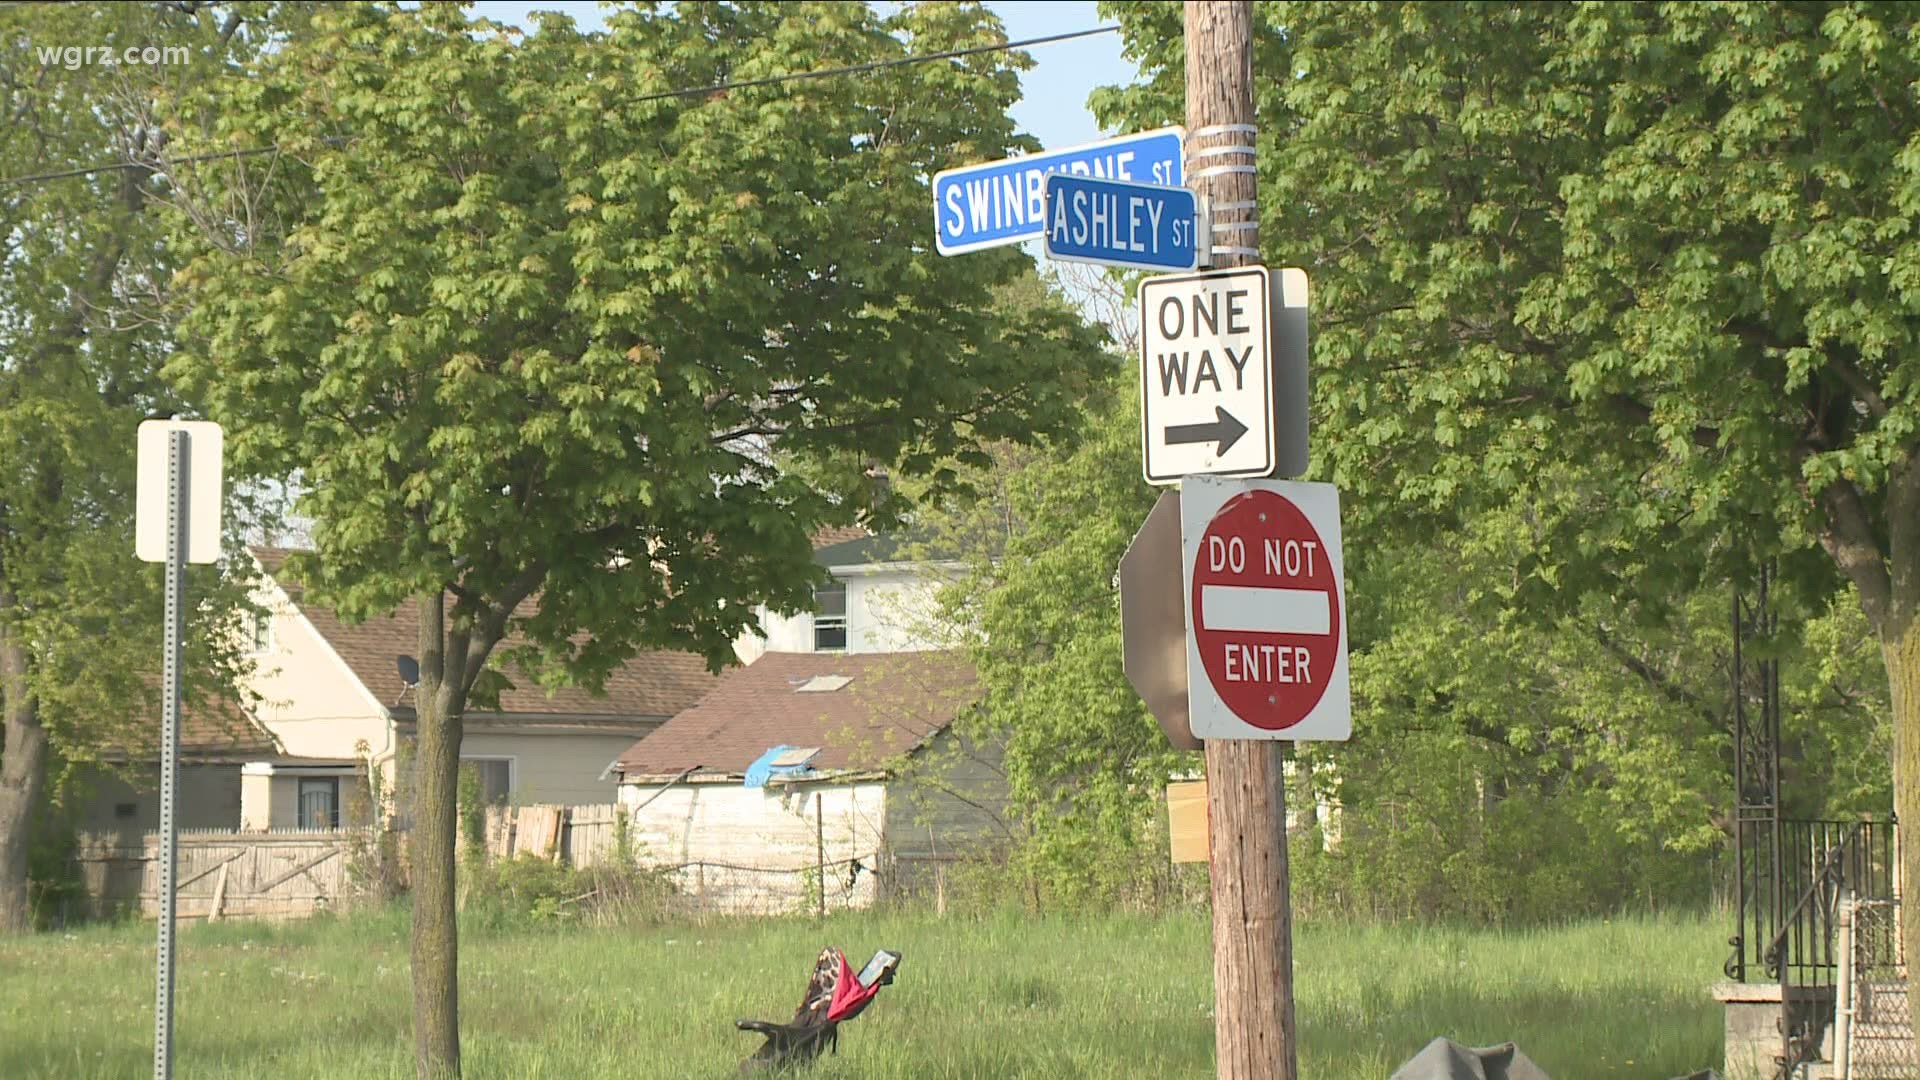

{"left": 0, "top": 0, "right": 278, "bottom": 933}
{"left": 951, "top": 373, "right": 1198, "bottom": 903}
{"left": 158, "top": 3, "right": 1102, "bottom": 1074}
{"left": 1296, "top": 511, "right": 1889, "bottom": 923}
{"left": 1103, "top": 0, "right": 1917, "bottom": 1007}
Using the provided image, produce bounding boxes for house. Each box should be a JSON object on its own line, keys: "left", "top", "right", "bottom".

{"left": 609, "top": 649, "right": 1004, "bottom": 913}
{"left": 213, "top": 549, "right": 719, "bottom": 831}
{"left": 733, "top": 527, "right": 966, "bottom": 662}
{"left": 71, "top": 692, "right": 282, "bottom": 847}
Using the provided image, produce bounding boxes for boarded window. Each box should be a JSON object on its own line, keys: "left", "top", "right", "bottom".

{"left": 246, "top": 612, "right": 273, "bottom": 654}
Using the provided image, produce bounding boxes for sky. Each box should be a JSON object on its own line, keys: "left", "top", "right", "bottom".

{"left": 464, "top": 1, "right": 1138, "bottom": 153}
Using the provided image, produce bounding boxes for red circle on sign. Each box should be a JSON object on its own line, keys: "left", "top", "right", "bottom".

{"left": 1190, "top": 488, "right": 1340, "bottom": 731}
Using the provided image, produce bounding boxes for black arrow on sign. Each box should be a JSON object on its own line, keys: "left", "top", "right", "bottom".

{"left": 1165, "top": 407, "right": 1249, "bottom": 455}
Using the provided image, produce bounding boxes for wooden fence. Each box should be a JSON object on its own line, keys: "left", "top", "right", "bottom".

{"left": 68, "top": 806, "right": 627, "bottom": 923}
{"left": 67, "top": 803, "right": 902, "bottom": 922}
{"left": 72, "top": 828, "right": 365, "bottom": 921}
{"left": 476, "top": 803, "right": 627, "bottom": 867}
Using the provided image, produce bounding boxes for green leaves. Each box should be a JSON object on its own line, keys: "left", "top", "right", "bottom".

{"left": 0, "top": 0, "right": 271, "bottom": 770}
{"left": 159, "top": 1, "right": 1105, "bottom": 677}
{"left": 1079, "top": 0, "right": 1919, "bottom": 913}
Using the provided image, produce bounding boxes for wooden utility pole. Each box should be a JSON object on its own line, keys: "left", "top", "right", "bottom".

{"left": 1186, "top": 4, "right": 1298, "bottom": 1078}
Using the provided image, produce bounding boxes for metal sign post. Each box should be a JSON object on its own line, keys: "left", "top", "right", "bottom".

{"left": 155, "top": 430, "right": 188, "bottom": 1080}
{"left": 135, "top": 417, "right": 222, "bottom": 1080}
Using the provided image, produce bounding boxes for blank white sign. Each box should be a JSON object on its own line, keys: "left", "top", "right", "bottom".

{"left": 136, "top": 420, "right": 224, "bottom": 564}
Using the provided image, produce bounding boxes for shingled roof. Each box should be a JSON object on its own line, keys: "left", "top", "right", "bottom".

{"left": 252, "top": 548, "right": 719, "bottom": 722}
{"left": 809, "top": 524, "right": 871, "bottom": 551}
{"left": 612, "top": 651, "right": 978, "bottom": 781}
{"left": 98, "top": 686, "right": 281, "bottom": 763}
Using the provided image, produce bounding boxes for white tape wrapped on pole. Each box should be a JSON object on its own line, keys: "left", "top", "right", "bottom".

{"left": 136, "top": 419, "right": 223, "bottom": 564}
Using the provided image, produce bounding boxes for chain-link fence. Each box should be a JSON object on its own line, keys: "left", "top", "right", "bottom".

{"left": 1847, "top": 897, "right": 1918, "bottom": 1079}
{"left": 654, "top": 854, "right": 882, "bottom": 918}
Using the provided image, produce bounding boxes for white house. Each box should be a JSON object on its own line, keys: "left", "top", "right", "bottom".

{"left": 609, "top": 649, "right": 1002, "bottom": 913}
{"left": 733, "top": 528, "right": 966, "bottom": 663}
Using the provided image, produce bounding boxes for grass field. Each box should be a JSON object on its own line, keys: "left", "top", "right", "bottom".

{"left": 0, "top": 908, "right": 1722, "bottom": 1078}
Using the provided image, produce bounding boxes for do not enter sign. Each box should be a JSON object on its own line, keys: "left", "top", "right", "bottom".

{"left": 1180, "top": 476, "right": 1351, "bottom": 741}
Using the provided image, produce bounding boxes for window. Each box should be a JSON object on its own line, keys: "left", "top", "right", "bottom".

{"left": 813, "top": 579, "right": 848, "bottom": 652}
{"left": 247, "top": 612, "right": 273, "bottom": 654}
{"left": 463, "top": 759, "right": 512, "bottom": 806}
{"left": 297, "top": 777, "right": 339, "bottom": 829}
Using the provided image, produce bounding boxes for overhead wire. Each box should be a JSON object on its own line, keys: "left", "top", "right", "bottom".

{"left": 0, "top": 23, "right": 1121, "bottom": 188}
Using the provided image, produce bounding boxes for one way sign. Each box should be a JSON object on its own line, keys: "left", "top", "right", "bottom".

{"left": 1139, "top": 266, "right": 1307, "bottom": 484}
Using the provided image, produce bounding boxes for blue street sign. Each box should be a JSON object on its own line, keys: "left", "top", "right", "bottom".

{"left": 1042, "top": 175, "right": 1199, "bottom": 273}
{"left": 933, "top": 126, "right": 1184, "bottom": 256}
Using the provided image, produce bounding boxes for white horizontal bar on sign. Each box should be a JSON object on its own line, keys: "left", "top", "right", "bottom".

{"left": 1200, "top": 585, "right": 1331, "bottom": 636}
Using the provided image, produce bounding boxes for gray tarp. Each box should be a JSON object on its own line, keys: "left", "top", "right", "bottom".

{"left": 1388, "top": 1039, "right": 1551, "bottom": 1080}
{"left": 1387, "top": 1038, "right": 1721, "bottom": 1080}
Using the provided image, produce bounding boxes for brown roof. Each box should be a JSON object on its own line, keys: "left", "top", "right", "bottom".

{"left": 181, "top": 692, "right": 279, "bottom": 755}
{"left": 613, "top": 651, "right": 978, "bottom": 780}
{"left": 104, "top": 686, "right": 281, "bottom": 762}
{"left": 252, "top": 548, "right": 719, "bottom": 720}
{"left": 810, "top": 525, "right": 870, "bottom": 550}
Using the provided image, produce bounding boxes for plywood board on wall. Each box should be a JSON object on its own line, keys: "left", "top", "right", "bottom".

{"left": 1168, "top": 780, "right": 1209, "bottom": 864}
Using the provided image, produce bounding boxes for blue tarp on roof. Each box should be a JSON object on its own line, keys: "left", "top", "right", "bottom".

{"left": 744, "top": 745, "right": 817, "bottom": 788}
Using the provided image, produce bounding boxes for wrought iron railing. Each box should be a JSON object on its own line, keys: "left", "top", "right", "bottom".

{"left": 1727, "top": 818, "right": 1898, "bottom": 986}
{"left": 1733, "top": 821, "right": 1898, "bottom": 1080}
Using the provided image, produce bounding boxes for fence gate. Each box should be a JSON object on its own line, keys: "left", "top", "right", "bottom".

{"left": 139, "top": 830, "right": 358, "bottom": 920}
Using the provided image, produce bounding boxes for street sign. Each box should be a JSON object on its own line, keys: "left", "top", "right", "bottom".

{"left": 1118, "top": 490, "right": 1201, "bottom": 751}
{"left": 933, "top": 126, "right": 1184, "bottom": 255}
{"left": 136, "top": 419, "right": 223, "bottom": 564}
{"left": 1042, "top": 174, "right": 1199, "bottom": 273}
{"left": 1139, "top": 266, "right": 1310, "bottom": 484}
{"left": 1140, "top": 266, "right": 1276, "bottom": 483}
{"left": 1180, "top": 475, "right": 1350, "bottom": 741}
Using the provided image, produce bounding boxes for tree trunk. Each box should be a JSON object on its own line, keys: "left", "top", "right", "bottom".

{"left": 0, "top": 609, "right": 47, "bottom": 935}
{"left": 411, "top": 594, "right": 463, "bottom": 1079}
{"left": 1868, "top": 449, "right": 1920, "bottom": 1056}
{"left": 1891, "top": 613, "right": 1920, "bottom": 1055}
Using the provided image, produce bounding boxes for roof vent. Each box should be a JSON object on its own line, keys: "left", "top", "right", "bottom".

{"left": 769, "top": 747, "right": 821, "bottom": 768}
{"left": 796, "top": 674, "right": 852, "bottom": 693}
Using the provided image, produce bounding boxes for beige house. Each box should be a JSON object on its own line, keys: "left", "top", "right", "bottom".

{"left": 221, "top": 549, "right": 720, "bottom": 830}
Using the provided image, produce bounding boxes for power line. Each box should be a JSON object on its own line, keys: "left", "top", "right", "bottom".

{"left": 625, "top": 24, "right": 1118, "bottom": 105}
{"left": 0, "top": 24, "right": 1121, "bottom": 188}
{"left": 0, "top": 144, "right": 278, "bottom": 187}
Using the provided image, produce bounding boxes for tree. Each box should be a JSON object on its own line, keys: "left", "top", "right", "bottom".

{"left": 0, "top": 0, "right": 275, "bottom": 933}
{"left": 1292, "top": 509, "right": 1889, "bottom": 923}
{"left": 1102, "top": 0, "right": 1916, "bottom": 1007}
{"left": 948, "top": 372, "right": 1201, "bottom": 904}
{"left": 955, "top": 357, "right": 1888, "bottom": 918}
{"left": 156, "top": 3, "right": 1104, "bottom": 1074}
